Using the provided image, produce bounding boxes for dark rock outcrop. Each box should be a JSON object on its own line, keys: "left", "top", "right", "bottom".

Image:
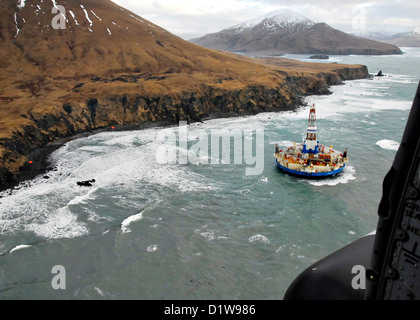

{"left": 77, "top": 179, "right": 96, "bottom": 187}
{"left": 309, "top": 55, "right": 329, "bottom": 60}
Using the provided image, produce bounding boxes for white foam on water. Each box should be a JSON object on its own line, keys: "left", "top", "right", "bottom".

{"left": 259, "top": 177, "right": 268, "bottom": 183}
{"left": 270, "top": 140, "right": 291, "bottom": 146}
{"left": 94, "top": 287, "right": 105, "bottom": 296}
{"left": 68, "top": 188, "right": 98, "bottom": 206}
{"left": 48, "top": 128, "right": 220, "bottom": 193}
{"left": 194, "top": 225, "right": 230, "bottom": 242}
{"left": 0, "top": 132, "right": 165, "bottom": 241}
{"left": 9, "top": 245, "right": 32, "bottom": 254}
{"left": 199, "top": 230, "right": 215, "bottom": 241}
{"left": 248, "top": 234, "right": 271, "bottom": 244}
{"left": 25, "top": 206, "right": 89, "bottom": 239}
{"left": 361, "top": 120, "right": 376, "bottom": 126}
{"left": 307, "top": 166, "right": 357, "bottom": 187}
{"left": 238, "top": 75, "right": 413, "bottom": 126}
{"left": 376, "top": 139, "right": 400, "bottom": 151}
{"left": 121, "top": 211, "right": 143, "bottom": 234}
{"left": 120, "top": 200, "right": 163, "bottom": 233}
{"left": 0, "top": 178, "right": 91, "bottom": 240}
{"left": 275, "top": 244, "right": 287, "bottom": 253}
{"left": 147, "top": 244, "right": 158, "bottom": 252}
{"left": 76, "top": 145, "right": 110, "bottom": 153}
{"left": 303, "top": 76, "right": 414, "bottom": 120}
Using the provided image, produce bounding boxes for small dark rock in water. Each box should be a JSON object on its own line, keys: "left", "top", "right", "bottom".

{"left": 77, "top": 179, "right": 96, "bottom": 187}
{"left": 43, "top": 176, "right": 50, "bottom": 179}
{"left": 309, "top": 54, "right": 329, "bottom": 60}
{"left": 376, "top": 70, "right": 384, "bottom": 77}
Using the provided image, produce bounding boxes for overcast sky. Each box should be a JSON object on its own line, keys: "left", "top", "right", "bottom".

{"left": 112, "top": 0, "right": 419, "bottom": 39}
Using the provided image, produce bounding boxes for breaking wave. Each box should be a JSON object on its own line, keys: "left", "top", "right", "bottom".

{"left": 307, "top": 166, "right": 357, "bottom": 187}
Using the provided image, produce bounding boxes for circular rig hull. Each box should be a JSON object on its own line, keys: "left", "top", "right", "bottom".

{"left": 276, "top": 158, "right": 346, "bottom": 178}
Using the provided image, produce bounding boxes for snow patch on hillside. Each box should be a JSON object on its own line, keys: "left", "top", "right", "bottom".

{"left": 69, "top": 10, "right": 79, "bottom": 26}
{"left": 17, "top": 0, "right": 26, "bottom": 9}
{"left": 80, "top": 4, "right": 93, "bottom": 32}
{"left": 232, "top": 8, "right": 314, "bottom": 32}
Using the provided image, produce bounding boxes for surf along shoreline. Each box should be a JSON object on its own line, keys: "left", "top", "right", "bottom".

{"left": 0, "top": 62, "right": 370, "bottom": 194}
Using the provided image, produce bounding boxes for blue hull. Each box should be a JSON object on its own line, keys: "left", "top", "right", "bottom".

{"left": 276, "top": 159, "right": 345, "bottom": 178}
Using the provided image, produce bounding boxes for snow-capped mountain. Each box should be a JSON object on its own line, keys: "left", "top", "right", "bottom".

{"left": 190, "top": 9, "right": 402, "bottom": 55}
{"left": 232, "top": 9, "right": 315, "bottom": 32}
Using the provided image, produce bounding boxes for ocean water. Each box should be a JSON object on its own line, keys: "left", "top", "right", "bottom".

{"left": 0, "top": 48, "right": 419, "bottom": 300}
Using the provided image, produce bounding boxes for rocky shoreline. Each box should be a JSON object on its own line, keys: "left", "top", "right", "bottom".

{"left": 0, "top": 64, "right": 369, "bottom": 193}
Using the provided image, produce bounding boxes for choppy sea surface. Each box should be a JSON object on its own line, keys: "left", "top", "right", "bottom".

{"left": 0, "top": 48, "right": 419, "bottom": 299}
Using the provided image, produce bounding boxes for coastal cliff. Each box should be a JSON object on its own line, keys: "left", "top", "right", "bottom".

{"left": 0, "top": 62, "right": 368, "bottom": 191}
{"left": 0, "top": 0, "right": 369, "bottom": 190}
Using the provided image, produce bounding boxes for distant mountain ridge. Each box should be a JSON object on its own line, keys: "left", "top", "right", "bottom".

{"left": 190, "top": 9, "right": 402, "bottom": 56}
{"left": 354, "top": 29, "right": 420, "bottom": 47}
